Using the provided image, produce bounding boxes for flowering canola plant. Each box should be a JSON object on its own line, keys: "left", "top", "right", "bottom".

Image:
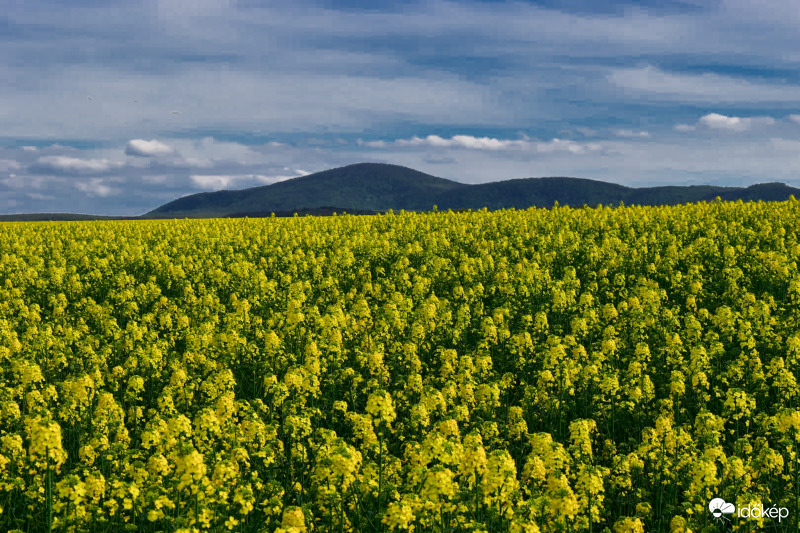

{"left": 0, "top": 199, "right": 799, "bottom": 532}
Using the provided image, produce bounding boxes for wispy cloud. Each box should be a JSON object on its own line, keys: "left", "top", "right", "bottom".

{"left": 30, "top": 156, "right": 121, "bottom": 174}
{"left": 607, "top": 65, "right": 800, "bottom": 103}
{"left": 613, "top": 129, "right": 651, "bottom": 138}
{"left": 75, "top": 178, "right": 121, "bottom": 198}
{"left": 0, "top": 159, "right": 22, "bottom": 172}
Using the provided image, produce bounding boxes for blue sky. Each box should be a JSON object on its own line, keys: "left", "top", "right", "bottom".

{"left": 2, "top": 0, "right": 800, "bottom": 215}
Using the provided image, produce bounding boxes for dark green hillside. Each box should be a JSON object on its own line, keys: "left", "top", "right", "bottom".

{"left": 148, "top": 163, "right": 466, "bottom": 217}
{"left": 623, "top": 185, "right": 735, "bottom": 206}
{"left": 146, "top": 163, "right": 800, "bottom": 218}
{"left": 226, "top": 207, "right": 380, "bottom": 218}
{"left": 432, "top": 177, "right": 631, "bottom": 210}
{"left": 716, "top": 182, "right": 799, "bottom": 202}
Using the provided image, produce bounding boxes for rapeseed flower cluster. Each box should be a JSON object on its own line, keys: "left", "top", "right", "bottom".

{"left": 0, "top": 199, "right": 799, "bottom": 531}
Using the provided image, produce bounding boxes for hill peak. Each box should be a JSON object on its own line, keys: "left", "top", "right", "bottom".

{"left": 147, "top": 162, "right": 465, "bottom": 217}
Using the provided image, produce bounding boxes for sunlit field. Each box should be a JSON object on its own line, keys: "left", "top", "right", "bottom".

{"left": 1, "top": 200, "right": 799, "bottom": 532}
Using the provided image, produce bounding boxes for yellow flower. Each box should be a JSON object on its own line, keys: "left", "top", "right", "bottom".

{"left": 383, "top": 499, "right": 416, "bottom": 531}
{"left": 276, "top": 506, "right": 307, "bottom": 533}
{"left": 313, "top": 432, "right": 362, "bottom": 496}
{"left": 635, "top": 502, "right": 652, "bottom": 517}
{"left": 347, "top": 412, "right": 378, "bottom": 447}
{"left": 669, "top": 516, "right": 689, "bottom": 532}
{"left": 25, "top": 417, "right": 67, "bottom": 471}
{"left": 481, "top": 450, "right": 518, "bottom": 512}
{"left": 545, "top": 474, "right": 579, "bottom": 519}
{"left": 613, "top": 517, "right": 645, "bottom": 533}
{"left": 507, "top": 406, "right": 529, "bottom": 440}
{"left": 460, "top": 432, "right": 488, "bottom": 485}
{"left": 176, "top": 449, "right": 207, "bottom": 492}
{"left": 366, "top": 390, "right": 397, "bottom": 426}
{"left": 569, "top": 419, "right": 597, "bottom": 461}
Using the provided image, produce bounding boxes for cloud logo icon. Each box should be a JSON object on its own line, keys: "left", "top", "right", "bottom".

{"left": 709, "top": 498, "right": 735, "bottom": 518}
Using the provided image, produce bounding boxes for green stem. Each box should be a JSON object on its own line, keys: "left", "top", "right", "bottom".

{"left": 47, "top": 453, "right": 53, "bottom": 533}
{"left": 474, "top": 481, "right": 479, "bottom": 521}
{"left": 794, "top": 439, "right": 798, "bottom": 533}
{"left": 339, "top": 497, "right": 345, "bottom": 533}
{"left": 588, "top": 489, "right": 593, "bottom": 533}
{"left": 378, "top": 433, "right": 384, "bottom": 508}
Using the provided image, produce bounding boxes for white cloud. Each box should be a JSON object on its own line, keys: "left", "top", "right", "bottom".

{"left": 699, "top": 113, "right": 746, "bottom": 131}
{"left": 535, "top": 138, "right": 604, "bottom": 154}
{"left": 788, "top": 114, "right": 800, "bottom": 124}
{"left": 614, "top": 129, "right": 651, "bottom": 138}
{"left": 126, "top": 139, "right": 176, "bottom": 157}
{"left": 397, "top": 135, "right": 528, "bottom": 150}
{"left": 769, "top": 137, "right": 800, "bottom": 150}
{"left": 189, "top": 171, "right": 305, "bottom": 191}
{"left": 675, "top": 114, "right": 777, "bottom": 132}
{"left": 189, "top": 174, "right": 260, "bottom": 190}
{"left": 698, "top": 113, "right": 775, "bottom": 131}
{"left": 2, "top": 174, "right": 54, "bottom": 190}
{"left": 0, "top": 64, "right": 508, "bottom": 140}
{"left": 75, "top": 178, "right": 120, "bottom": 197}
{"left": 185, "top": 137, "right": 260, "bottom": 164}
{"left": 174, "top": 157, "right": 215, "bottom": 169}
{"left": 22, "top": 146, "right": 38, "bottom": 151}
{"left": 0, "top": 159, "right": 22, "bottom": 172}
{"left": 26, "top": 192, "right": 57, "bottom": 201}
{"left": 359, "top": 135, "right": 604, "bottom": 154}
{"left": 608, "top": 65, "right": 800, "bottom": 103}
{"left": 156, "top": 0, "right": 233, "bottom": 20}
{"left": 358, "top": 139, "right": 388, "bottom": 148}
{"left": 141, "top": 174, "right": 168, "bottom": 184}
{"left": 34, "top": 156, "right": 119, "bottom": 173}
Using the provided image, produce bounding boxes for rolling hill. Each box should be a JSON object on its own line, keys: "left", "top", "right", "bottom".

{"left": 147, "top": 163, "right": 467, "bottom": 217}
{"left": 146, "top": 162, "right": 800, "bottom": 218}
{"left": 2, "top": 163, "right": 798, "bottom": 221}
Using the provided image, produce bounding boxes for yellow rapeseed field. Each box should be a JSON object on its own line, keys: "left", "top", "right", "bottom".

{"left": 0, "top": 200, "right": 799, "bottom": 532}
